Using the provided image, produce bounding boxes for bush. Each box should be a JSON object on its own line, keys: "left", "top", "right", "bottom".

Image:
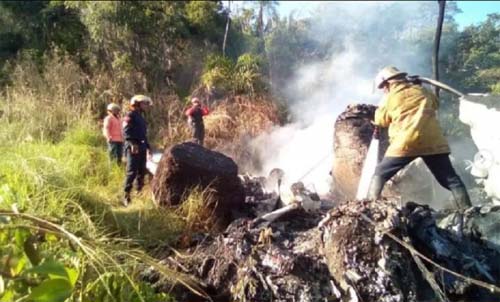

{"left": 491, "top": 82, "right": 500, "bottom": 95}
{"left": 200, "top": 53, "right": 266, "bottom": 95}
{"left": 234, "top": 53, "right": 264, "bottom": 94}
{"left": 201, "top": 54, "right": 234, "bottom": 92}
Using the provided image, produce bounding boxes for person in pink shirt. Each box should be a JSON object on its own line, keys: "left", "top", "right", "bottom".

{"left": 103, "top": 103, "right": 124, "bottom": 164}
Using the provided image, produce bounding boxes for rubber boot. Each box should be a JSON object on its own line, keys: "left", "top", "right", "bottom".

{"left": 450, "top": 186, "right": 472, "bottom": 209}
{"left": 123, "top": 192, "right": 131, "bottom": 207}
{"left": 450, "top": 186, "right": 472, "bottom": 238}
{"left": 367, "top": 175, "right": 385, "bottom": 200}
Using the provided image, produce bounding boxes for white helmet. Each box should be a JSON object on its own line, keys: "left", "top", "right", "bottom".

{"left": 130, "top": 95, "right": 153, "bottom": 106}
{"left": 191, "top": 97, "right": 200, "bottom": 104}
{"left": 374, "top": 66, "right": 407, "bottom": 89}
{"left": 107, "top": 103, "right": 120, "bottom": 111}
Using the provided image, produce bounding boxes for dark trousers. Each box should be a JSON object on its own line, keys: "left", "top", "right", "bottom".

{"left": 192, "top": 123, "right": 205, "bottom": 146}
{"left": 124, "top": 146, "right": 147, "bottom": 194}
{"left": 375, "top": 153, "right": 465, "bottom": 190}
{"left": 108, "top": 142, "right": 123, "bottom": 164}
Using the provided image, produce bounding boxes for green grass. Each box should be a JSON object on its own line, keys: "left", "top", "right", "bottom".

{"left": 0, "top": 58, "right": 213, "bottom": 301}
{"left": 0, "top": 121, "right": 195, "bottom": 301}
{"left": 0, "top": 122, "right": 184, "bottom": 245}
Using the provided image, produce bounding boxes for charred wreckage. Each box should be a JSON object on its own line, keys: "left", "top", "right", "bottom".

{"left": 143, "top": 98, "right": 500, "bottom": 302}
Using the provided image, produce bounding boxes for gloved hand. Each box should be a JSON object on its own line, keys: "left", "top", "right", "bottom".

{"left": 373, "top": 126, "right": 380, "bottom": 140}
{"left": 130, "top": 144, "right": 139, "bottom": 154}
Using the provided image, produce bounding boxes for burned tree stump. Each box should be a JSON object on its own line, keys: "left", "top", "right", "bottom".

{"left": 152, "top": 142, "right": 245, "bottom": 228}
{"left": 332, "top": 104, "right": 388, "bottom": 199}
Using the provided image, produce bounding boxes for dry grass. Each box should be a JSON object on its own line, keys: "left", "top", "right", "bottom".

{"left": 203, "top": 95, "right": 283, "bottom": 170}
{"left": 172, "top": 187, "right": 220, "bottom": 248}
{"left": 152, "top": 94, "right": 285, "bottom": 173}
{"left": 204, "top": 95, "right": 281, "bottom": 140}
{"left": 175, "top": 187, "right": 218, "bottom": 234}
{"left": 1, "top": 55, "right": 94, "bottom": 143}
{"left": 147, "top": 95, "right": 192, "bottom": 147}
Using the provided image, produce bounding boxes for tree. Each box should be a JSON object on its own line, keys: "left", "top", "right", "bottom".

{"left": 441, "top": 14, "right": 499, "bottom": 93}
{"left": 0, "top": 1, "right": 86, "bottom": 62}
{"left": 63, "top": 1, "right": 190, "bottom": 93}
{"left": 433, "top": 0, "right": 446, "bottom": 96}
{"left": 185, "top": 1, "right": 225, "bottom": 40}
{"left": 265, "top": 15, "right": 315, "bottom": 89}
{"left": 222, "top": 1, "right": 231, "bottom": 56}
{"left": 253, "top": 1, "right": 278, "bottom": 50}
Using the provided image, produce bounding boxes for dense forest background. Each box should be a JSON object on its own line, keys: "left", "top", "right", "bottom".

{"left": 0, "top": 1, "right": 498, "bottom": 302}
{"left": 0, "top": 1, "right": 498, "bottom": 144}
{"left": 0, "top": 1, "right": 498, "bottom": 101}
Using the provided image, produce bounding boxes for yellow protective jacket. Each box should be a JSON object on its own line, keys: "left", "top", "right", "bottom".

{"left": 374, "top": 81, "right": 450, "bottom": 157}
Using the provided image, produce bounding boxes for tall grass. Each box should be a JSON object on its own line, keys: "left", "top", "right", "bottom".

{"left": 176, "top": 187, "right": 217, "bottom": 234}
{"left": 0, "top": 51, "right": 285, "bottom": 301}
{"left": 1, "top": 55, "right": 95, "bottom": 144}
{"left": 0, "top": 56, "right": 205, "bottom": 301}
{"left": 0, "top": 121, "right": 185, "bottom": 240}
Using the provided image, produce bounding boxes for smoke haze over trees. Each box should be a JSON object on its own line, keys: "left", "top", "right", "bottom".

{"left": 0, "top": 1, "right": 498, "bottom": 97}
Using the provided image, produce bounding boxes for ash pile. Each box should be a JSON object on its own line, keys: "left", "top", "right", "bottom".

{"left": 147, "top": 170, "right": 500, "bottom": 301}
{"left": 322, "top": 200, "right": 500, "bottom": 302}
{"left": 149, "top": 172, "right": 335, "bottom": 302}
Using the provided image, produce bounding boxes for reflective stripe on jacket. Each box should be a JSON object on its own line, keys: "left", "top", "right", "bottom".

{"left": 374, "top": 82, "right": 450, "bottom": 157}
{"left": 103, "top": 114, "right": 123, "bottom": 142}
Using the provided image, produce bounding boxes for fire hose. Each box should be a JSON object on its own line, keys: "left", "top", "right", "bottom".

{"left": 409, "top": 75, "right": 465, "bottom": 98}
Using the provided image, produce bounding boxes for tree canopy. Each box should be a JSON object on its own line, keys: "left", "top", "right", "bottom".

{"left": 0, "top": 1, "right": 498, "bottom": 96}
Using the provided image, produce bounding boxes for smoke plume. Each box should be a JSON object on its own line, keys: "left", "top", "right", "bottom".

{"left": 252, "top": 2, "right": 446, "bottom": 195}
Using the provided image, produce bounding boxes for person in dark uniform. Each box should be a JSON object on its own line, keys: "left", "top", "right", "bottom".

{"left": 185, "top": 97, "right": 209, "bottom": 146}
{"left": 122, "top": 95, "right": 152, "bottom": 206}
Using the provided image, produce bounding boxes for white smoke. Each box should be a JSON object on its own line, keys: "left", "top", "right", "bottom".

{"left": 253, "top": 48, "right": 378, "bottom": 194}
{"left": 252, "top": 1, "right": 442, "bottom": 195}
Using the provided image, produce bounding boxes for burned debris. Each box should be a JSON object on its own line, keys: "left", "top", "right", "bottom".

{"left": 146, "top": 169, "right": 500, "bottom": 302}
{"left": 145, "top": 100, "right": 500, "bottom": 301}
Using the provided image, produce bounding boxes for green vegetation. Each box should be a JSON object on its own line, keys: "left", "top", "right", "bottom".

{"left": 0, "top": 121, "right": 191, "bottom": 301}
{"left": 0, "top": 1, "right": 498, "bottom": 301}
{"left": 201, "top": 53, "right": 265, "bottom": 95}
{"left": 441, "top": 13, "right": 500, "bottom": 94}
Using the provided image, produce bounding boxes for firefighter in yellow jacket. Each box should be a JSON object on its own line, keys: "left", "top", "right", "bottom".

{"left": 368, "top": 66, "right": 472, "bottom": 209}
